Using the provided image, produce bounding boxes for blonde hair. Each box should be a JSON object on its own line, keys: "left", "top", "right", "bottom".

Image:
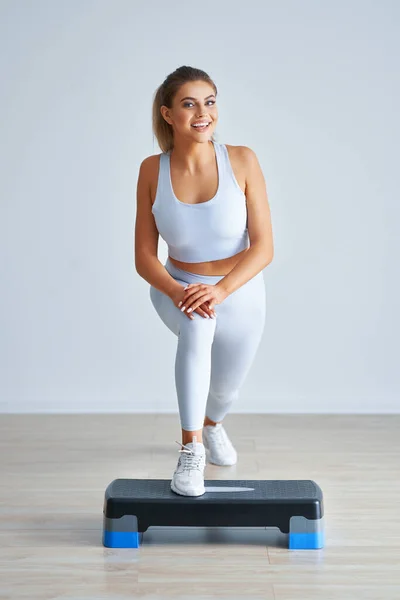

{"left": 152, "top": 65, "right": 218, "bottom": 153}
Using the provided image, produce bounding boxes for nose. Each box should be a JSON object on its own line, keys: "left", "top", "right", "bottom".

{"left": 196, "top": 108, "right": 207, "bottom": 118}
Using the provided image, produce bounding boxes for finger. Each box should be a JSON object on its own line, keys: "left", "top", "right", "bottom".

{"left": 187, "top": 301, "right": 204, "bottom": 315}
{"left": 177, "top": 299, "right": 195, "bottom": 319}
{"left": 201, "top": 303, "right": 215, "bottom": 317}
{"left": 205, "top": 301, "right": 216, "bottom": 315}
{"left": 187, "top": 294, "right": 212, "bottom": 314}
{"left": 181, "top": 299, "right": 210, "bottom": 319}
{"left": 179, "top": 290, "right": 199, "bottom": 308}
{"left": 178, "top": 288, "right": 197, "bottom": 308}
{"left": 185, "top": 292, "right": 210, "bottom": 312}
{"left": 182, "top": 287, "right": 202, "bottom": 303}
{"left": 184, "top": 283, "right": 204, "bottom": 292}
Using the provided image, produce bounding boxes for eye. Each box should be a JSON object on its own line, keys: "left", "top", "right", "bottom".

{"left": 183, "top": 100, "right": 216, "bottom": 108}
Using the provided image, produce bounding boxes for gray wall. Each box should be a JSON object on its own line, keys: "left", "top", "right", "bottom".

{"left": 1, "top": 0, "right": 399, "bottom": 413}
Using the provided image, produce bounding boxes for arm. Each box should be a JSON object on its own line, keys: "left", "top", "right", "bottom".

{"left": 216, "top": 242, "right": 272, "bottom": 297}
{"left": 134, "top": 156, "right": 182, "bottom": 298}
{"left": 216, "top": 146, "right": 274, "bottom": 297}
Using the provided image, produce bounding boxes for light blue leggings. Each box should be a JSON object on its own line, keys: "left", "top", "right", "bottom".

{"left": 149, "top": 258, "right": 266, "bottom": 431}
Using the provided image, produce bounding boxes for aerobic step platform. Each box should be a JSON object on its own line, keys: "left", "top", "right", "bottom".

{"left": 102, "top": 479, "right": 325, "bottom": 550}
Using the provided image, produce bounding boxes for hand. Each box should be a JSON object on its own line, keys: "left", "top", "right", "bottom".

{"left": 179, "top": 283, "right": 228, "bottom": 316}
{"left": 169, "top": 285, "right": 217, "bottom": 320}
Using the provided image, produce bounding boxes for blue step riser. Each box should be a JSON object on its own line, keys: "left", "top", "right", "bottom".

{"left": 103, "top": 530, "right": 141, "bottom": 548}
{"left": 289, "top": 531, "right": 325, "bottom": 549}
{"left": 103, "top": 530, "right": 325, "bottom": 550}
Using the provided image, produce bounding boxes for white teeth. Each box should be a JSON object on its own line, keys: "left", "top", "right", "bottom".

{"left": 192, "top": 122, "right": 210, "bottom": 127}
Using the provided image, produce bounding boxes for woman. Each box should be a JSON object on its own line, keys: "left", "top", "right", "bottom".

{"left": 134, "top": 65, "right": 274, "bottom": 497}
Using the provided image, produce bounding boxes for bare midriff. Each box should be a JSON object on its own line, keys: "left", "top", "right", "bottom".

{"left": 168, "top": 247, "right": 249, "bottom": 276}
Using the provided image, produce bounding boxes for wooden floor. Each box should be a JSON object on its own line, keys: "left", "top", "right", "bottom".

{"left": 1, "top": 414, "right": 399, "bottom": 599}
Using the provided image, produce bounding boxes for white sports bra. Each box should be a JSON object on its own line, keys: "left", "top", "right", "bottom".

{"left": 152, "top": 140, "right": 249, "bottom": 263}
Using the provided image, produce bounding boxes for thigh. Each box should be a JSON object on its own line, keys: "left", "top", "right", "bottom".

{"left": 210, "top": 272, "right": 266, "bottom": 391}
{"left": 149, "top": 280, "right": 186, "bottom": 336}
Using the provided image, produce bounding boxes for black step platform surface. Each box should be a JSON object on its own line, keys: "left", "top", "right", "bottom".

{"left": 102, "top": 479, "right": 325, "bottom": 550}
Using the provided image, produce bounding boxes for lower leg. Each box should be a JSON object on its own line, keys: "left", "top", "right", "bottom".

{"left": 181, "top": 416, "right": 221, "bottom": 447}
{"left": 181, "top": 427, "right": 203, "bottom": 446}
{"left": 203, "top": 415, "right": 221, "bottom": 427}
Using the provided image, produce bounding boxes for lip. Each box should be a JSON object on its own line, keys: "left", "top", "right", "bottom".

{"left": 191, "top": 121, "right": 211, "bottom": 130}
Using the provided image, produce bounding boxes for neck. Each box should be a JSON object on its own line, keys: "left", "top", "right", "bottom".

{"left": 169, "top": 139, "right": 215, "bottom": 174}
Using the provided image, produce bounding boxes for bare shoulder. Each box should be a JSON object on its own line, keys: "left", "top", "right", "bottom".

{"left": 139, "top": 153, "right": 162, "bottom": 176}
{"left": 138, "top": 153, "right": 163, "bottom": 206}
{"left": 226, "top": 144, "right": 262, "bottom": 179}
{"left": 225, "top": 144, "right": 247, "bottom": 162}
{"left": 225, "top": 144, "right": 257, "bottom": 162}
{"left": 225, "top": 144, "right": 257, "bottom": 170}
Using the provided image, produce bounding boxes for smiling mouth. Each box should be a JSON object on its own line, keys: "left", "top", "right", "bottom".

{"left": 191, "top": 122, "right": 211, "bottom": 131}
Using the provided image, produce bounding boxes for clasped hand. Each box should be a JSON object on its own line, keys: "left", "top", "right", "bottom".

{"left": 178, "top": 283, "right": 227, "bottom": 319}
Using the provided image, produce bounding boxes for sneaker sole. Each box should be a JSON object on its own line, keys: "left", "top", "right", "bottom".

{"left": 170, "top": 479, "right": 206, "bottom": 497}
{"left": 204, "top": 446, "right": 237, "bottom": 467}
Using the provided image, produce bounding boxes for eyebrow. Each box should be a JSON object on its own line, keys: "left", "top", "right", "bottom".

{"left": 179, "top": 94, "right": 216, "bottom": 102}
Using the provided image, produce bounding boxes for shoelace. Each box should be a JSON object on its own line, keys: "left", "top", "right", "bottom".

{"left": 174, "top": 440, "right": 204, "bottom": 470}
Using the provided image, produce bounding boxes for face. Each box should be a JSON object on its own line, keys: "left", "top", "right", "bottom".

{"left": 161, "top": 80, "right": 218, "bottom": 141}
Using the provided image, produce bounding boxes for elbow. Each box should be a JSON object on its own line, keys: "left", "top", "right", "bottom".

{"left": 264, "top": 254, "right": 273, "bottom": 267}
{"left": 135, "top": 254, "right": 144, "bottom": 276}
{"left": 265, "top": 241, "right": 274, "bottom": 264}
{"left": 135, "top": 252, "right": 156, "bottom": 276}
{"left": 251, "top": 241, "right": 273, "bottom": 265}
{"left": 135, "top": 260, "right": 146, "bottom": 276}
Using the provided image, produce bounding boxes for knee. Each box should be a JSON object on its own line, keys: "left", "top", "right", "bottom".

{"left": 178, "top": 311, "right": 216, "bottom": 343}
{"left": 210, "top": 388, "right": 239, "bottom": 403}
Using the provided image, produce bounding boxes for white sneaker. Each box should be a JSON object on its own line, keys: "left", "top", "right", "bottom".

{"left": 170, "top": 436, "right": 206, "bottom": 497}
{"left": 202, "top": 423, "right": 237, "bottom": 466}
